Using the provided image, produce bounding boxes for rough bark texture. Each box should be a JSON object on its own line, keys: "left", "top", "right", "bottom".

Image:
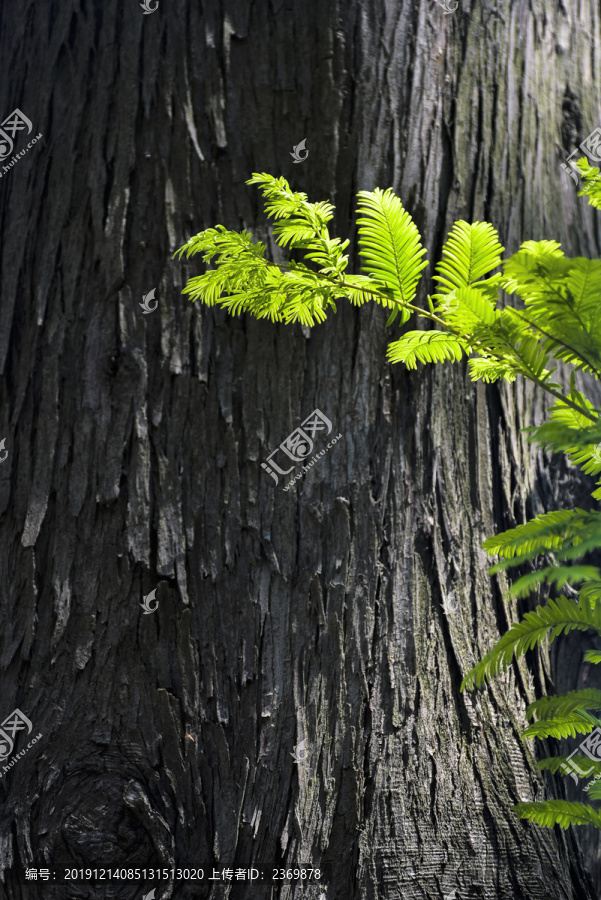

{"left": 1, "top": 1, "right": 601, "bottom": 899}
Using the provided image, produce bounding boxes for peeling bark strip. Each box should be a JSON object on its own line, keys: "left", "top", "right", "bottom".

{"left": 0, "top": 1, "right": 600, "bottom": 898}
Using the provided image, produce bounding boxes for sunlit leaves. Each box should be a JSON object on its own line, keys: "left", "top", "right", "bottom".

{"left": 513, "top": 801, "right": 601, "bottom": 829}
{"left": 461, "top": 594, "right": 601, "bottom": 690}
{"left": 175, "top": 171, "right": 601, "bottom": 834}
{"left": 432, "top": 220, "right": 504, "bottom": 298}
{"left": 576, "top": 158, "right": 601, "bottom": 210}
{"left": 387, "top": 330, "right": 466, "bottom": 367}
{"left": 356, "top": 187, "right": 428, "bottom": 305}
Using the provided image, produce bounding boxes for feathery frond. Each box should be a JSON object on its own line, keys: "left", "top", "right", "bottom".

{"left": 505, "top": 565, "right": 601, "bottom": 600}
{"left": 461, "top": 594, "right": 601, "bottom": 689}
{"left": 356, "top": 188, "right": 428, "bottom": 305}
{"left": 432, "top": 220, "right": 504, "bottom": 299}
{"left": 177, "top": 171, "right": 601, "bottom": 833}
{"left": 513, "top": 801, "right": 601, "bottom": 829}
{"left": 522, "top": 714, "right": 600, "bottom": 740}
{"left": 483, "top": 509, "right": 594, "bottom": 564}
{"left": 536, "top": 755, "right": 601, "bottom": 777}
{"left": 527, "top": 689, "right": 601, "bottom": 720}
{"left": 387, "top": 331, "right": 467, "bottom": 367}
{"left": 576, "top": 158, "right": 601, "bottom": 210}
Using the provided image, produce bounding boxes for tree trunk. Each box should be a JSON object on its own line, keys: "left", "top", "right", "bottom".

{"left": 1, "top": 1, "right": 600, "bottom": 898}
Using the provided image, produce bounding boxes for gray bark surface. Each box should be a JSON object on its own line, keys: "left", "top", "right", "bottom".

{"left": 0, "top": 1, "right": 600, "bottom": 898}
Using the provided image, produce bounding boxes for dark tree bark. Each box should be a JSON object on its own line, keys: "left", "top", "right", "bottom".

{"left": 1, "top": 1, "right": 601, "bottom": 899}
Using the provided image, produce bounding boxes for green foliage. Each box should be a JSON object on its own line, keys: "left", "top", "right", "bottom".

{"left": 536, "top": 754, "right": 601, "bottom": 777}
{"left": 527, "top": 689, "right": 601, "bottom": 719}
{"left": 576, "top": 157, "right": 601, "bottom": 209}
{"left": 460, "top": 593, "right": 601, "bottom": 690}
{"left": 355, "top": 188, "right": 428, "bottom": 314}
{"left": 521, "top": 714, "right": 600, "bottom": 740}
{"left": 175, "top": 174, "right": 421, "bottom": 327}
{"left": 513, "top": 801, "right": 601, "bottom": 829}
{"left": 504, "top": 565, "right": 601, "bottom": 601}
{"left": 460, "top": 161, "right": 601, "bottom": 835}
{"left": 585, "top": 779, "right": 601, "bottom": 799}
{"left": 482, "top": 509, "right": 596, "bottom": 563}
{"left": 387, "top": 331, "right": 467, "bottom": 368}
{"left": 177, "top": 163, "right": 601, "bottom": 835}
{"left": 431, "top": 219, "right": 505, "bottom": 299}
{"left": 174, "top": 224, "right": 335, "bottom": 326}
